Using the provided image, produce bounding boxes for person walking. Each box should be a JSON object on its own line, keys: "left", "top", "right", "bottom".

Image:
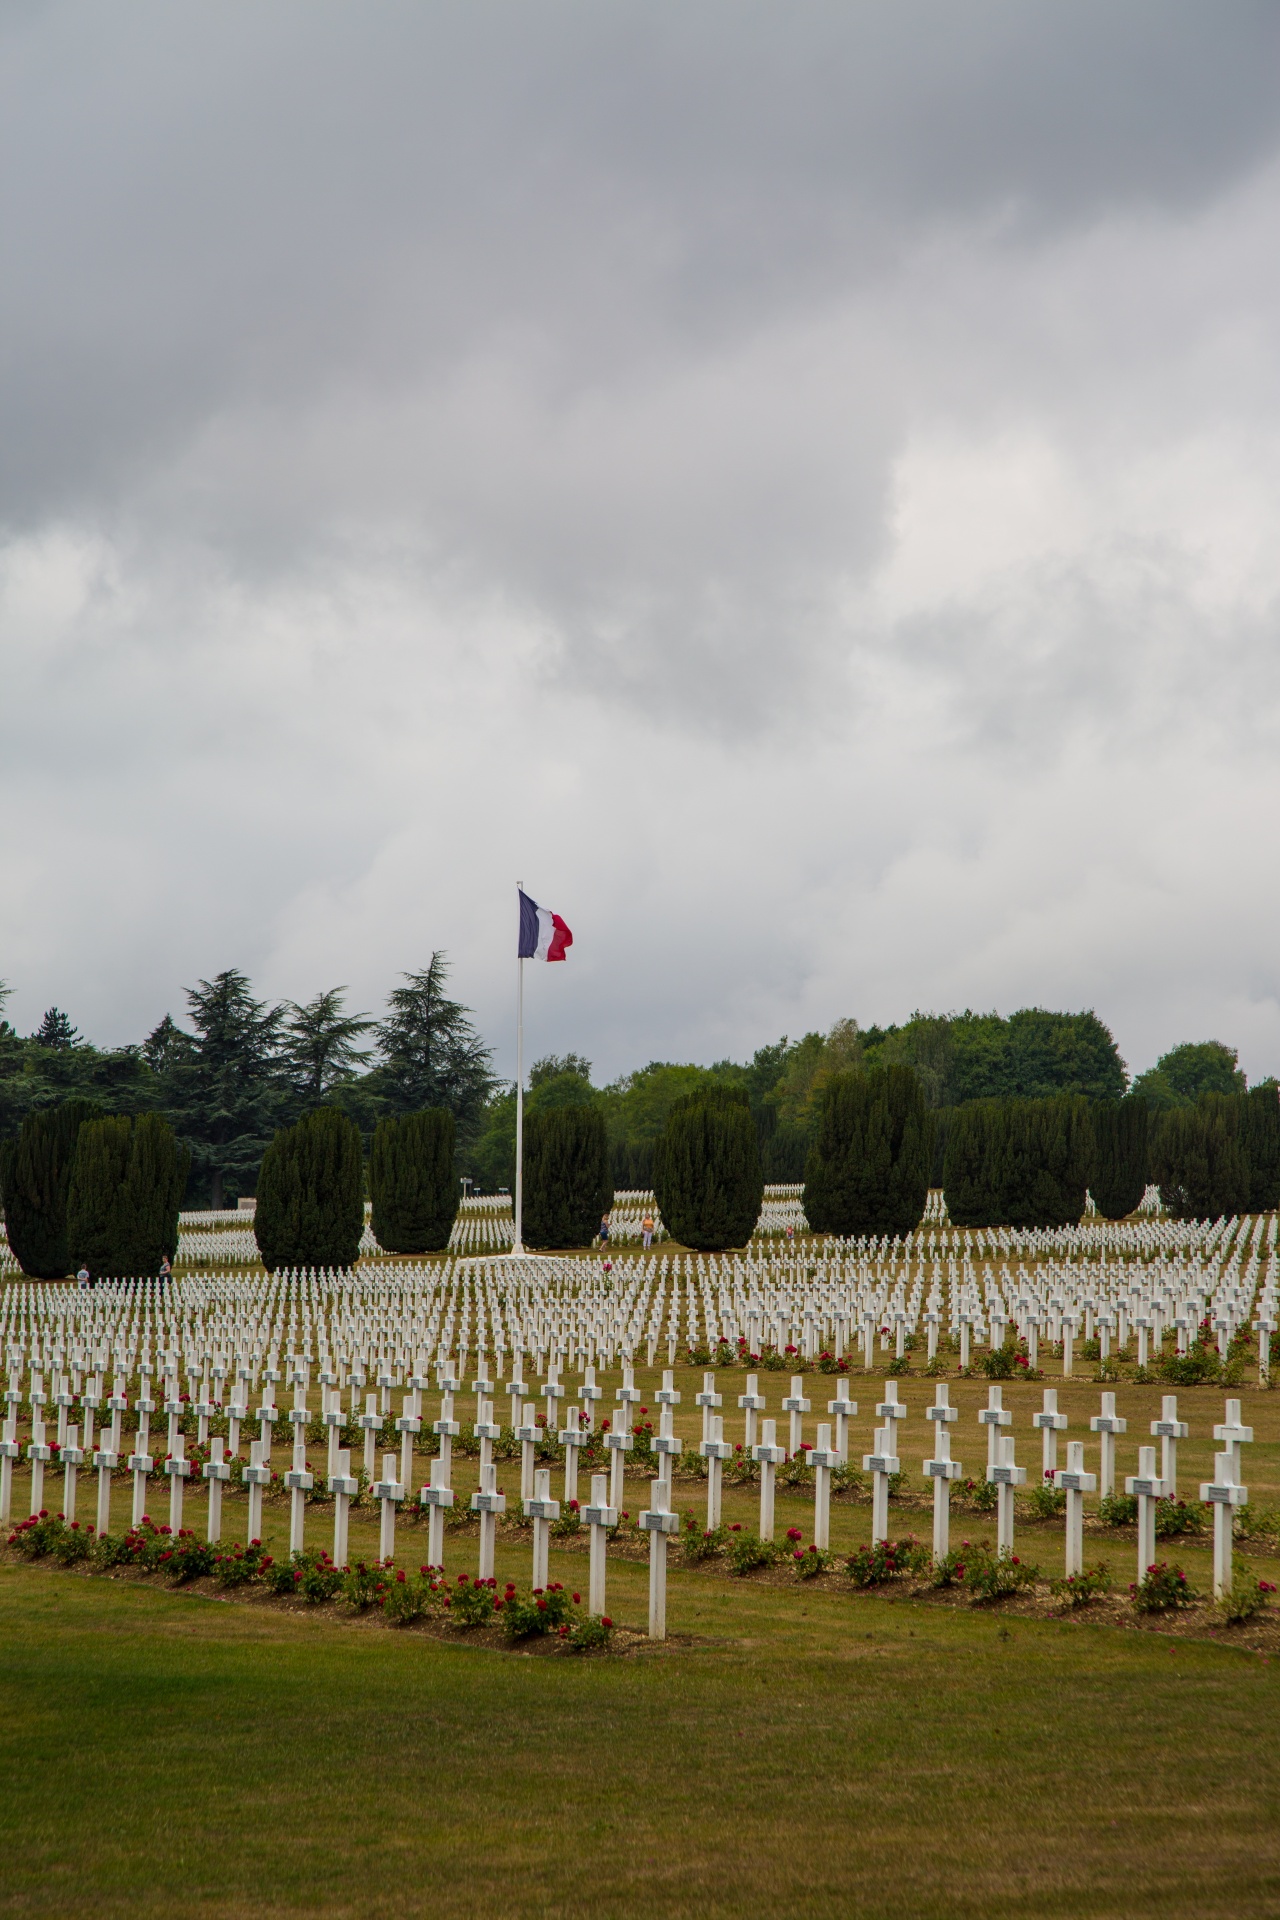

{"left": 159, "top": 1255, "right": 172, "bottom": 1285}
{"left": 641, "top": 1210, "right": 654, "bottom": 1251}
{"left": 598, "top": 1212, "right": 611, "bottom": 1248}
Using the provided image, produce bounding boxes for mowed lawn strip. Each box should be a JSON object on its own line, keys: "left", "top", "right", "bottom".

{"left": 1, "top": 1563, "right": 1278, "bottom": 1920}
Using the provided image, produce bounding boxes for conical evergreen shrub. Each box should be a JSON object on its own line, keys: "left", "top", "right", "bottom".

{"left": 942, "top": 1101, "right": 1007, "bottom": 1227}
{"left": 1091, "top": 1097, "right": 1150, "bottom": 1219}
{"left": 0, "top": 1099, "right": 99, "bottom": 1277}
{"left": 255, "top": 1107, "right": 364, "bottom": 1272}
{"left": 1151, "top": 1095, "right": 1250, "bottom": 1221}
{"left": 654, "top": 1087, "right": 763, "bottom": 1252}
{"left": 1002, "top": 1097, "right": 1093, "bottom": 1230}
{"left": 803, "top": 1066, "right": 932, "bottom": 1237}
{"left": 1241, "top": 1084, "right": 1280, "bottom": 1213}
{"left": 66, "top": 1113, "right": 188, "bottom": 1279}
{"left": 523, "top": 1107, "right": 613, "bottom": 1250}
{"left": 370, "top": 1109, "right": 458, "bottom": 1253}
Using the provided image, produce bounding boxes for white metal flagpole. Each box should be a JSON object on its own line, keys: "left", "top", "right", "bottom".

{"left": 513, "top": 883, "right": 525, "bottom": 1255}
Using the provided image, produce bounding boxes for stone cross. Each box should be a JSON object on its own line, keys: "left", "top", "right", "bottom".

{"left": 525, "top": 1465, "right": 560, "bottom": 1590}
{"left": 358, "top": 1393, "right": 380, "bottom": 1479}
{"left": 826, "top": 1379, "right": 857, "bottom": 1466}
{"left": 1089, "top": 1392, "right": 1127, "bottom": 1499}
{"left": 1056, "top": 1440, "right": 1096, "bottom": 1578}
{"left": 0, "top": 1400, "right": 18, "bottom": 1527}
{"left": 419, "top": 1453, "right": 455, "bottom": 1569}
{"left": 1254, "top": 1314, "right": 1276, "bottom": 1387}
{"left": 80, "top": 1375, "right": 100, "bottom": 1453}
{"left": 782, "top": 1375, "right": 811, "bottom": 1457}
{"left": 470, "top": 1367, "right": 494, "bottom": 1428}
{"left": 1124, "top": 1444, "right": 1167, "bottom": 1582}
{"left": 923, "top": 1383, "right": 962, "bottom": 1561}
{"left": 582, "top": 1471, "right": 617, "bottom": 1617}
{"left": 1060, "top": 1312, "right": 1078, "bottom": 1379}
{"left": 27, "top": 1380, "right": 50, "bottom": 1516}
{"left": 244, "top": 1438, "right": 272, "bottom": 1543}
{"left": 203, "top": 1435, "right": 232, "bottom": 1545}
{"left": 924, "top": 1311, "right": 940, "bottom": 1366}
{"left": 506, "top": 1365, "right": 529, "bottom": 1435}
{"left": 395, "top": 1392, "right": 422, "bottom": 1501}
{"left": 1032, "top": 1388, "right": 1068, "bottom": 1482}
{"left": 515, "top": 1400, "right": 540, "bottom": 1502}
{"left": 1200, "top": 1399, "right": 1253, "bottom": 1599}
{"left": 257, "top": 1367, "right": 280, "bottom": 1464}
{"left": 978, "top": 1385, "right": 1011, "bottom": 1480}
{"left": 604, "top": 1396, "right": 633, "bottom": 1510}
{"left": 752, "top": 1417, "right": 787, "bottom": 1540}
{"left": 284, "top": 1435, "right": 313, "bottom": 1555}
{"left": 875, "top": 1381, "right": 907, "bottom": 1465}
{"left": 471, "top": 1461, "right": 506, "bottom": 1581}
{"left": 1150, "top": 1395, "right": 1188, "bottom": 1497}
{"left": 579, "top": 1364, "right": 603, "bottom": 1433}
{"left": 990, "top": 1433, "right": 1027, "bottom": 1559}
{"left": 559, "top": 1406, "right": 585, "bottom": 1506}
{"left": 809, "top": 1420, "right": 840, "bottom": 1551}
{"left": 1134, "top": 1314, "right": 1152, "bottom": 1372}
{"left": 61, "top": 1422, "right": 84, "bottom": 1525}
{"left": 165, "top": 1432, "right": 191, "bottom": 1533}
{"left": 737, "top": 1373, "right": 766, "bottom": 1453}
{"left": 652, "top": 1373, "right": 683, "bottom": 1503}
{"left": 700, "top": 1412, "right": 732, "bottom": 1529}
{"left": 862, "top": 1420, "right": 900, "bottom": 1547}
{"left": 322, "top": 1380, "right": 344, "bottom": 1480}
{"left": 695, "top": 1371, "right": 722, "bottom": 1447}
{"left": 107, "top": 1376, "right": 127, "bottom": 1454}
{"left": 329, "top": 1446, "right": 359, "bottom": 1567}
{"left": 474, "top": 1396, "right": 501, "bottom": 1477}
{"left": 93, "top": 1421, "right": 119, "bottom": 1537}
{"left": 639, "top": 1475, "right": 680, "bottom": 1639}
{"left": 371, "top": 1452, "right": 405, "bottom": 1564}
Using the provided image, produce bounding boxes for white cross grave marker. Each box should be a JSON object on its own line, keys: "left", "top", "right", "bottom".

{"left": 639, "top": 1475, "right": 679, "bottom": 1639}
{"left": 923, "top": 1383, "right": 962, "bottom": 1561}
{"left": 582, "top": 1472, "right": 617, "bottom": 1617}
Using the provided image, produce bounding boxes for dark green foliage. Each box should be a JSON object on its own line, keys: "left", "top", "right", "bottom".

{"left": 943, "top": 1097, "right": 1091, "bottom": 1229}
{"left": 0, "top": 1100, "right": 99, "bottom": 1277}
{"left": 282, "top": 988, "right": 373, "bottom": 1102}
{"left": 1090, "top": 1097, "right": 1150, "bottom": 1219}
{"left": 874, "top": 1008, "right": 1126, "bottom": 1107}
{"left": 255, "top": 1107, "right": 365, "bottom": 1272}
{"left": 156, "top": 970, "right": 287, "bottom": 1207}
{"left": 369, "top": 1109, "right": 457, "bottom": 1253}
{"left": 33, "top": 1008, "right": 81, "bottom": 1050}
{"left": 1131, "top": 1040, "right": 1247, "bottom": 1110}
{"left": 372, "top": 953, "right": 495, "bottom": 1138}
{"left": 942, "top": 1102, "right": 1006, "bottom": 1227}
{"left": 1241, "top": 1084, "right": 1280, "bottom": 1213}
{"left": 803, "top": 1066, "right": 933, "bottom": 1237}
{"left": 66, "top": 1113, "right": 188, "bottom": 1279}
{"left": 654, "top": 1087, "right": 763, "bottom": 1252}
{"left": 522, "top": 1107, "right": 613, "bottom": 1250}
{"left": 1151, "top": 1095, "right": 1250, "bottom": 1221}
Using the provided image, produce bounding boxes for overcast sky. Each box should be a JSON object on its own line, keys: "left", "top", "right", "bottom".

{"left": 4, "top": 2, "right": 1280, "bottom": 1085}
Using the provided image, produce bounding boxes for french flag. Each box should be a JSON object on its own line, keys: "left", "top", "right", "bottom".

{"left": 518, "top": 888, "right": 573, "bottom": 962}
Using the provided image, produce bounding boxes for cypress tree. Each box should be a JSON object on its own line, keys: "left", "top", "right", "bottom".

{"left": 0, "top": 1099, "right": 99, "bottom": 1277}
{"left": 1091, "top": 1097, "right": 1150, "bottom": 1220}
{"left": 1001, "top": 1097, "right": 1093, "bottom": 1230}
{"left": 942, "top": 1101, "right": 1007, "bottom": 1227}
{"left": 255, "top": 1107, "right": 364, "bottom": 1272}
{"left": 523, "top": 1107, "right": 613, "bottom": 1250}
{"left": 1240, "top": 1084, "right": 1280, "bottom": 1212}
{"left": 654, "top": 1088, "right": 763, "bottom": 1252}
{"left": 369, "top": 1109, "right": 458, "bottom": 1253}
{"left": 1151, "top": 1095, "right": 1250, "bottom": 1222}
{"left": 66, "top": 1113, "right": 188, "bottom": 1279}
{"left": 803, "top": 1066, "right": 932, "bottom": 1237}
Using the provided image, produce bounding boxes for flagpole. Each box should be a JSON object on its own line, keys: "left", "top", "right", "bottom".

{"left": 513, "top": 883, "right": 525, "bottom": 1256}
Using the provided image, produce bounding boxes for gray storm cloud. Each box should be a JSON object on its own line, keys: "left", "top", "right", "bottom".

{"left": 2, "top": 1, "right": 1280, "bottom": 1082}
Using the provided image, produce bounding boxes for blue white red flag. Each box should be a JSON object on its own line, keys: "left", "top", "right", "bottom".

{"left": 517, "top": 889, "right": 573, "bottom": 962}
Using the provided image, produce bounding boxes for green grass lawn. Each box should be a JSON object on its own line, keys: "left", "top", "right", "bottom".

{"left": 2, "top": 1551, "right": 1279, "bottom": 1920}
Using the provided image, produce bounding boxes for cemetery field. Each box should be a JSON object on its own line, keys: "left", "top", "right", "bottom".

{"left": 2, "top": 1550, "right": 1279, "bottom": 1920}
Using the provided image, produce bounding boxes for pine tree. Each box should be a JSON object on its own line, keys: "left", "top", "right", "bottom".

{"left": 66, "top": 1113, "right": 188, "bottom": 1279}
{"left": 373, "top": 953, "right": 495, "bottom": 1139}
{"left": 942, "top": 1101, "right": 1007, "bottom": 1227}
{"left": 1151, "top": 1095, "right": 1250, "bottom": 1221}
{"left": 1091, "top": 1097, "right": 1150, "bottom": 1219}
{"left": 0, "top": 1100, "right": 99, "bottom": 1277}
{"left": 654, "top": 1088, "right": 763, "bottom": 1252}
{"left": 369, "top": 1109, "right": 458, "bottom": 1253}
{"left": 254, "top": 1107, "right": 364, "bottom": 1272}
{"left": 1240, "top": 1084, "right": 1280, "bottom": 1213}
{"left": 523, "top": 1108, "right": 613, "bottom": 1250}
{"left": 803, "top": 1066, "right": 932, "bottom": 1237}
{"left": 158, "top": 970, "right": 286, "bottom": 1207}
{"left": 282, "top": 987, "right": 373, "bottom": 1102}
{"left": 33, "top": 1008, "right": 81, "bottom": 1050}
